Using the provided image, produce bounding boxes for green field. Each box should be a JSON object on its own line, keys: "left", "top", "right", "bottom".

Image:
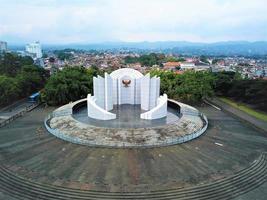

{"left": 219, "top": 97, "right": 267, "bottom": 122}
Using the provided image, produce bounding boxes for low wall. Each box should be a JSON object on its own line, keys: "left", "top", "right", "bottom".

{"left": 72, "top": 98, "right": 182, "bottom": 118}
{"left": 0, "top": 103, "right": 40, "bottom": 128}
{"left": 53, "top": 98, "right": 87, "bottom": 117}
{"left": 141, "top": 94, "right": 168, "bottom": 120}
{"left": 72, "top": 100, "right": 87, "bottom": 113}
{"left": 87, "top": 94, "right": 116, "bottom": 120}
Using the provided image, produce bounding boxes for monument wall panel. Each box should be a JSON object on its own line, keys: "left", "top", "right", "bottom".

{"left": 149, "top": 77, "right": 157, "bottom": 109}
{"left": 135, "top": 79, "right": 141, "bottom": 104}
{"left": 94, "top": 76, "right": 105, "bottom": 109}
{"left": 105, "top": 73, "right": 113, "bottom": 111}
{"left": 141, "top": 74, "right": 150, "bottom": 110}
{"left": 113, "top": 79, "right": 118, "bottom": 105}
{"left": 156, "top": 77, "right": 160, "bottom": 99}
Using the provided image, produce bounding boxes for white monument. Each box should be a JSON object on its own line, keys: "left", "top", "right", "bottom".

{"left": 87, "top": 68, "right": 167, "bottom": 120}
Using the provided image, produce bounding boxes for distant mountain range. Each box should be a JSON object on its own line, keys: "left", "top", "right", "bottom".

{"left": 10, "top": 41, "right": 267, "bottom": 56}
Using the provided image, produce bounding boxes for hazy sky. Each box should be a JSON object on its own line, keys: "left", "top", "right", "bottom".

{"left": 0, "top": 0, "right": 267, "bottom": 44}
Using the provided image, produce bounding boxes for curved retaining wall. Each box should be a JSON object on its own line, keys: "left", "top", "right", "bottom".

{"left": 44, "top": 99, "right": 208, "bottom": 148}
{"left": 87, "top": 94, "right": 116, "bottom": 120}
{"left": 140, "top": 94, "right": 168, "bottom": 120}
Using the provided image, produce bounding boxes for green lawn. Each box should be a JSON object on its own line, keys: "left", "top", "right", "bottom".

{"left": 219, "top": 97, "right": 267, "bottom": 122}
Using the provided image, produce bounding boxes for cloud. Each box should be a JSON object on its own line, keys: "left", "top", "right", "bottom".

{"left": 0, "top": 0, "right": 266, "bottom": 44}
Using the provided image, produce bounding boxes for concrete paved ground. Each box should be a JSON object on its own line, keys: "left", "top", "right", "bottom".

{"left": 0, "top": 104, "right": 266, "bottom": 198}
{"left": 233, "top": 182, "right": 267, "bottom": 200}
{"left": 0, "top": 99, "right": 34, "bottom": 120}
{"left": 207, "top": 98, "right": 267, "bottom": 133}
{"left": 0, "top": 192, "right": 16, "bottom": 200}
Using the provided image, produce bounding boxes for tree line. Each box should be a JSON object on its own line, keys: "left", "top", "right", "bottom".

{"left": 42, "top": 66, "right": 103, "bottom": 105}
{"left": 0, "top": 53, "right": 48, "bottom": 106}
{"left": 53, "top": 49, "right": 75, "bottom": 60}
{"left": 213, "top": 72, "right": 267, "bottom": 112}
{"left": 124, "top": 53, "right": 186, "bottom": 67}
{"left": 150, "top": 70, "right": 215, "bottom": 103}
{"left": 42, "top": 67, "right": 267, "bottom": 112}
{"left": 1, "top": 52, "right": 265, "bottom": 112}
{"left": 43, "top": 67, "right": 216, "bottom": 105}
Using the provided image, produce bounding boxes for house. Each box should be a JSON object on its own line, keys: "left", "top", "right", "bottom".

{"left": 163, "top": 62, "right": 180, "bottom": 71}
{"left": 180, "top": 62, "right": 195, "bottom": 70}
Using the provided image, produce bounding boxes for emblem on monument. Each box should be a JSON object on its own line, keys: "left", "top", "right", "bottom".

{"left": 122, "top": 79, "right": 131, "bottom": 87}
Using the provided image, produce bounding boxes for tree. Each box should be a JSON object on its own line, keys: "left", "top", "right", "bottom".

{"left": 0, "top": 53, "right": 34, "bottom": 76}
{"left": 54, "top": 50, "right": 73, "bottom": 60}
{"left": 0, "top": 53, "right": 46, "bottom": 107}
{"left": 43, "top": 67, "right": 102, "bottom": 105}
{"left": 150, "top": 70, "right": 215, "bottom": 103}
{"left": 124, "top": 56, "right": 139, "bottom": 64}
{"left": 16, "top": 65, "right": 48, "bottom": 96}
{"left": 42, "top": 53, "right": 48, "bottom": 58}
{"left": 213, "top": 71, "right": 243, "bottom": 96}
{"left": 0, "top": 75, "right": 20, "bottom": 106}
{"left": 49, "top": 57, "right": 56, "bottom": 63}
{"left": 213, "top": 72, "right": 235, "bottom": 95}
{"left": 212, "top": 59, "right": 220, "bottom": 64}
{"left": 227, "top": 79, "right": 267, "bottom": 112}
{"left": 165, "top": 57, "right": 185, "bottom": 62}
{"left": 21, "top": 56, "right": 34, "bottom": 66}
{"left": 124, "top": 53, "right": 166, "bottom": 67}
{"left": 200, "top": 55, "right": 209, "bottom": 64}
{"left": 213, "top": 72, "right": 267, "bottom": 112}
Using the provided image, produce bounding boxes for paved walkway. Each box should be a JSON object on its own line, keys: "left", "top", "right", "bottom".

{"left": 0, "top": 99, "right": 33, "bottom": 120}
{"left": 0, "top": 99, "right": 40, "bottom": 128}
{"left": 206, "top": 98, "right": 267, "bottom": 134}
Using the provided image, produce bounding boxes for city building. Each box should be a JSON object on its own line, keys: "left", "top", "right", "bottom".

{"left": 25, "top": 41, "right": 43, "bottom": 58}
{"left": 194, "top": 62, "right": 211, "bottom": 71}
{"left": 0, "top": 41, "right": 7, "bottom": 52}
{"left": 180, "top": 62, "right": 196, "bottom": 70}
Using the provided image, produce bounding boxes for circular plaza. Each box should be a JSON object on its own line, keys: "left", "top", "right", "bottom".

{"left": 45, "top": 98, "right": 207, "bottom": 148}
{"left": 0, "top": 104, "right": 266, "bottom": 200}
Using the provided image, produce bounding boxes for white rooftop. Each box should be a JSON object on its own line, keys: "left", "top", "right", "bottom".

{"left": 110, "top": 68, "right": 143, "bottom": 79}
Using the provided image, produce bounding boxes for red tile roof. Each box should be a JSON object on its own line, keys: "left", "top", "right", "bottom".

{"left": 163, "top": 62, "right": 180, "bottom": 67}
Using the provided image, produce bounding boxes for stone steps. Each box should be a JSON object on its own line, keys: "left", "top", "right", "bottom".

{"left": 0, "top": 153, "right": 266, "bottom": 200}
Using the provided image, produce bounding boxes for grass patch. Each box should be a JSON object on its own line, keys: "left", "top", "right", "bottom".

{"left": 219, "top": 97, "right": 267, "bottom": 122}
